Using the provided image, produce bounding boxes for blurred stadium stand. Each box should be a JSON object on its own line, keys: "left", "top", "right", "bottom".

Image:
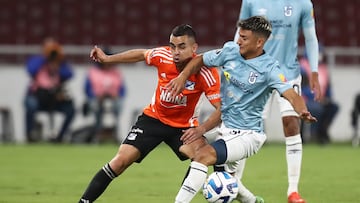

{"left": 0, "top": 0, "right": 359, "bottom": 64}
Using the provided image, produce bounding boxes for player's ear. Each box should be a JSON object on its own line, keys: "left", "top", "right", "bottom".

{"left": 192, "top": 42, "right": 198, "bottom": 53}
{"left": 256, "top": 37, "right": 265, "bottom": 49}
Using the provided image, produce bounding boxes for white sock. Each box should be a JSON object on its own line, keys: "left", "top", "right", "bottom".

{"left": 285, "top": 134, "right": 302, "bottom": 196}
{"left": 234, "top": 159, "right": 247, "bottom": 179}
{"left": 175, "top": 161, "right": 208, "bottom": 203}
{"left": 236, "top": 179, "right": 256, "bottom": 203}
{"left": 234, "top": 159, "right": 256, "bottom": 202}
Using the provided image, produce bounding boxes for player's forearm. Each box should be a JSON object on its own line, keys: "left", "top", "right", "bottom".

{"left": 291, "top": 95, "right": 311, "bottom": 116}
{"left": 303, "top": 27, "right": 319, "bottom": 72}
{"left": 310, "top": 72, "right": 319, "bottom": 84}
{"left": 200, "top": 107, "right": 221, "bottom": 134}
{"left": 292, "top": 97, "right": 309, "bottom": 116}
{"left": 283, "top": 89, "right": 309, "bottom": 115}
{"left": 105, "top": 49, "right": 147, "bottom": 63}
{"left": 179, "top": 55, "right": 204, "bottom": 79}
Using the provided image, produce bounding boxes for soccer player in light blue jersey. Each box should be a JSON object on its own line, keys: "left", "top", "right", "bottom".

{"left": 168, "top": 16, "right": 316, "bottom": 203}
{"left": 234, "top": 1, "right": 321, "bottom": 202}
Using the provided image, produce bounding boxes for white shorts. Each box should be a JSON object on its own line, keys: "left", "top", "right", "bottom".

{"left": 214, "top": 124, "right": 267, "bottom": 173}
{"left": 204, "top": 127, "right": 220, "bottom": 143}
{"left": 263, "top": 75, "right": 302, "bottom": 118}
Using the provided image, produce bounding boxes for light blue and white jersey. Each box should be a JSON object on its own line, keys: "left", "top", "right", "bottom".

{"left": 239, "top": 0, "right": 316, "bottom": 80}
{"left": 203, "top": 42, "right": 291, "bottom": 132}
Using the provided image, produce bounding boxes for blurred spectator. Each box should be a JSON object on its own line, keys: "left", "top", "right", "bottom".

{"left": 24, "top": 38, "right": 75, "bottom": 143}
{"left": 300, "top": 44, "right": 339, "bottom": 145}
{"left": 82, "top": 49, "right": 126, "bottom": 143}
{"left": 351, "top": 93, "right": 360, "bottom": 147}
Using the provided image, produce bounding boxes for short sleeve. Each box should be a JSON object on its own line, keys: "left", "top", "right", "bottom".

{"left": 203, "top": 41, "right": 238, "bottom": 68}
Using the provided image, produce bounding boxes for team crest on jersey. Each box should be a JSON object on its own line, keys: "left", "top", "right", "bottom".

{"left": 284, "top": 6, "right": 293, "bottom": 17}
{"left": 185, "top": 80, "right": 195, "bottom": 90}
{"left": 248, "top": 71, "right": 258, "bottom": 84}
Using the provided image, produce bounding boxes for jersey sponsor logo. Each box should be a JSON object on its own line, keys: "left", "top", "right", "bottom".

{"left": 284, "top": 6, "right": 293, "bottom": 17}
{"left": 270, "top": 20, "right": 291, "bottom": 29}
{"left": 185, "top": 80, "right": 195, "bottom": 90}
{"left": 223, "top": 71, "right": 252, "bottom": 94}
{"left": 224, "top": 71, "right": 231, "bottom": 82}
{"left": 159, "top": 87, "right": 187, "bottom": 108}
{"left": 278, "top": 73, "right": 287, "bottom": 82}
{"left": 248, "top": 71, "right": 258, "bottom": 84}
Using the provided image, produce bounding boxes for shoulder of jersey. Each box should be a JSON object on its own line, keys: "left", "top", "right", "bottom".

{"left": 199, "top": 66, "right": 218, "bottom": 86}
{"left": 150, "top": 47, "right": 173, "bottom": 61}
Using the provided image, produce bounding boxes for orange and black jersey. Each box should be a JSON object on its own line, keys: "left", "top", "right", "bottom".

{"left": 143, "top": 46, "right": 221, "bottom": 128}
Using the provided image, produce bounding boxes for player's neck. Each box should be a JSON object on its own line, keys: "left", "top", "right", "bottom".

{"left": 242, "top": 50, "right": 265, "bottom": 60}
{"left": 175, "top": 58, "right": 192, "bottom": 72}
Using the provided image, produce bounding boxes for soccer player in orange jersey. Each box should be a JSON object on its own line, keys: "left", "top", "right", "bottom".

{"left": 78, "top": 24, "right": 221, "bottom": 203}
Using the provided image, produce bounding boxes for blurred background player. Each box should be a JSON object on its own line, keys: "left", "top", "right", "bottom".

{"left": 24, "top": 38, "right": 75, "bottom": 143}
{"left": 351, "top": 93, "right": 360, "bottom": 147}
{"left": 234, "top": 0, "right": 321, "bottom": 202}
{"left": 300, "top": 43, "right": 339, "bottom": 145}
{"left": 78, "top": 24, "right": 221, "bottom": 203}
{"left": 83, "top": 48, "right": 126, "bottom": 143}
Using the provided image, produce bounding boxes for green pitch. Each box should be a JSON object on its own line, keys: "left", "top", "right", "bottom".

{"left": 0, "top": 143, "right": 359, "bottom": 203}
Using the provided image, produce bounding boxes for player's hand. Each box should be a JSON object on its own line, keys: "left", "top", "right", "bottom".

{"left": 310, "top": 72, "right": 322, "bottom": 102}
{"left": 90, "top": 45, "right": 107, "bottom": 63}
{"left": 166, "top": 75, "right": 187, "bottom": 97}
{"left": 299, "top": 110, "right": 317, "bottom": 123}
{"left": 180, "top": 126, "right": 206, "bottom": 144}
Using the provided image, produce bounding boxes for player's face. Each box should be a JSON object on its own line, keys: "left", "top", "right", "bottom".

{"left": 169, "top": 35, "right": 197, "bottom": 65}
{"left": 236, "top": 29, "right": 263, "bottom": 59}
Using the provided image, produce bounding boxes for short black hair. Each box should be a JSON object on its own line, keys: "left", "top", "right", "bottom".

{"left": 238, "top": 16, "right": 272, "bottom": 39}
{"left": 171, "top": 24, "right": 196, "bottom": 40}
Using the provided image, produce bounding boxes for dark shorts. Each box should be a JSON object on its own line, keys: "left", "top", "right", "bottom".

{"left": 122, "top": 113, "right": 188, "bottom": 163}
